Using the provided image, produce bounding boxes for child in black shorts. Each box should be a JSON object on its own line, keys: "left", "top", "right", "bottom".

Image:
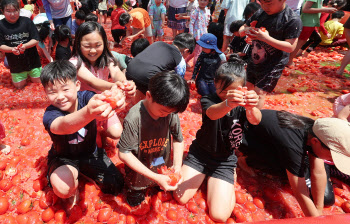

{"left": 174, "top": 55, "right": 262, "bottom": 223}
{"left": 41, "top": 60, "right": 124, "bottom": 207}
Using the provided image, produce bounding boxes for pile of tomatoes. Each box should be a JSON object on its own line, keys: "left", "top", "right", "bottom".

{"left": 0, "top": 21, "right": 350, "bottom": 224}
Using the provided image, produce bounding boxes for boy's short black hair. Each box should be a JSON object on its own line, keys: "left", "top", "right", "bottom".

{"left": 243, "top": 2, "right": 261, "bottom": 20}
{"left": 173, "top": 33, "right": 196, "bottom": 54}
{"left": 149, "top": 71, "right": 189, "bottom": 113}
{"left": 229, "top": 20, "right": 245, "bottom": 33}
{"left": 75, "top": 10, "right": 86, "bottom": 20}
{"left": 115, "top": 0, "right": 123, "bottom": 7}
{"left": 1, "top": 0, "right": 19, "bottom": 11}
{"left": 119, "top": 13, "right": 131, "bottom": 26}
{"left": 332, "top": 10, "right": 345, "bottom": 19}
{"left": 38, "top": 21, "right": 51, "bottom": 42}
{"left": 85, "top": 13, "right": 98, "bottom": 22}
{"left": 54, "top": 24, "right": 72, "bottom": 43}
{"left": 40, "top": 60, "right": 77, "bottom": 87}
{"left": 131, "top": 38, "right": 150, "bottom": 57}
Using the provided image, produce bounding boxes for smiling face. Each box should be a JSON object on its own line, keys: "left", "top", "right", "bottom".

{"left": 260, "top": 0, "right": 286, "bottom": 15}
{"left": 80, "top": 31, "right": 104, "bottom": 65}
{"left": 44, "top": 79, "right": 81, "bottom": 113}
{"left": 3, "top": 5, "right": 20, "bottom": 24}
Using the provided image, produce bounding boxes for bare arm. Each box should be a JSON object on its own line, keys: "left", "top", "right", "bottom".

{"left": 76, "top": 65, "right": 114, "bottom": 92}
{"left": 302, "top": 1, "right": 336, "bottom": 14}
{"left": 337, "top": 105, "right": 350, "bottom": 121}
{"left": 118, "top": 151, "right": 179, "bottom": 191}
{"left": 50, "top": 94, "right": 119, "bottom": 135}
{"left": 309, "top": 154, "right": 327, "bottom": 214}
{"left": 172, "top": 140, "right": 184, "bottom": 173}
{"left": 109, "top": 62, "right": 126, "bottom": 82}
{"left": 243, "top": 90, "right": 261, "bottom": 125}
{"left": 287, "top": 170, "right": 321, "bottom": 217}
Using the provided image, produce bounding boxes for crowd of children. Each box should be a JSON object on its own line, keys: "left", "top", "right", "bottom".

{"left": 1, "top": 0, "right": 350, "bottom": 222}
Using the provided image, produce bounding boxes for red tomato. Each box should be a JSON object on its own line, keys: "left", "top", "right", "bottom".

{"left": 187, "top": 213, "right": 199, "bottom": 224}
{"left": 342, "top": 90, "right": 350, "bottom": 94}
{"left": 250, "top": 20, "right": 258, "bottom": 27}
{"left": 335, "top": 195, "right": 345, "bottom": 207}
{"left": 244, "top": 201, "right": 257, "bottom": 212}
{"left": 42, "top": 207, "right": 55, "bottom": 222}
{"left": 9, "top": 157, "right": 20, "bottom": 166}
{"left": 20, "top": 138, "right": 30, "bottom": 146}
{"left": 16, "top": 214, "right": 29, "bottom": 224}
{"left": 0, "top": 197, "right": 9, "bottom": 215}
{"left": 253, "top": 197, "right": 265, "bottom": 209}
{"left": 195, "top": 197, "right": 207, "bottom": 211}
{"left": 342, "top": 201, "right": 350, "bottom": 213}
{"left": 157, "top": 166, "right": 181, "bottom": 186}
{"left": 186, "top": 201, "right": 199, "bottom": 214}
{"left": 17, "top": 199, "right": 32, "bottom": 214}
{"left": 54, "top": 209, "right": 66, "bottom": 222}
{"left": 287, "top": 87, "right": 297, "bottom": 93}
{"left": 260, "top": 27, "right": 266, "bottom": 32}
{"left": 0, "top": 160, "right": 7, "bottom": 170}
{"left": 0, "top": 179, "right": 12, "bottom": 192}
{"left": 235, "top": 191, "right": 247, "bottom": 205}
{"left": 33, "top": 179, "right": 43, "bottom": 192}
{"left": 126, "top": 215, "right": 136, "bottom": 224}
{"left": 97, "top": 207, "right": 112, "bottom": 222}
{"left": 166, "top": 209, "right": 178, "bottom": 221}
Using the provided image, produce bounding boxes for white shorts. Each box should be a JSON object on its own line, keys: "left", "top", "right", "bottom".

{"left": 132, "top": 24, "right": 153, "bottom": 37}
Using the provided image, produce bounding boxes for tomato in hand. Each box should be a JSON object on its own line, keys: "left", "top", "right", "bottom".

{"left": 250, "top": 20, "right": 258, "bottom": 27}
{"left": 157, "top": 166, "right": 181, "bottom": 186}
{"left": 0, "top": 197, "right": 9, "bottom": 215}
{"left": 260, "top": 27, "right": 266, "bottom": 32}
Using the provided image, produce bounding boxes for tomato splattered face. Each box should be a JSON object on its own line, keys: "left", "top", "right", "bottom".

{"left": 80, "top": 31, "right": 104, "bottom": 66}
{"left": 44, "top": 79, "right": 81, "bottom": 113}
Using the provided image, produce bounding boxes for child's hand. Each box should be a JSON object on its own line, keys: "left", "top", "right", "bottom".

{"left": 175, "top": 14, "right": 182, "bottom": 20}
{"left": 323, "top": 7, "right": 337, "bottom": 13}
{"left": 246, "top": 27, "right": 270, "bottom": 42}
{"left": 115, "top": 80, "right": 136, "bottom": 97}
{"left": 155, "top": 174, "right": 178, "bottom": 191}
{"left": 87, "top": 94, "right": 116, "bottom": 120}
{"left": 12, "top": 47, "right": 20, "bottom": 55}
{"left": 243, "top": 90, "right": 259, "bottom": 109}
{"left": 17, "top": 43, "right": 25, "bottom": 54}
{"left": 226, "top": 87, "right": 246, "bottom": 108}
{"left": 126, "top": 35, "right": 135, "bottom": 42}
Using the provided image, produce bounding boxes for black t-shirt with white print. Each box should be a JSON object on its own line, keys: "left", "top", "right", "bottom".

{"left": 192, "top": 93, "right": 247, "bottom": 159}
{"left": 0, "top": 16, "right": 41, "bottom": 73}
{"left": 245, "top": 5, "right": 302, "bottom": 75}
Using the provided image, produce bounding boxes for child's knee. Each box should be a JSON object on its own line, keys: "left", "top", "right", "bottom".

{"left": 50, "top": 165, "right": 78, "bottom": 198}
{"left": 209, "top": 208, "right": 232, "bottom": 223}
{"left": 173, "top": 190, "right": 190, "bottom": 205}
{"left": 106, "top": 123, "right": 123, "bottom": 139}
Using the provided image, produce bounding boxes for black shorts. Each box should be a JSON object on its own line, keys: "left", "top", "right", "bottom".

{"left": 183, "top": 144, "right": 236, "bottom": 184}
{"left": 47, "top": 147, "right": 124, "bottom": 195}
{"left": 99, "top": 10, "right": 107, "bottom": 15}
{"left": 246, "top": 63, "right": 285, "bottom": 93}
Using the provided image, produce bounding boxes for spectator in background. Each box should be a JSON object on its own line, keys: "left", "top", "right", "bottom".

{"left": 71, "top": 10, "right": 86, "bottom": 37}
{"left": 286, "top": 0, "right": 304, "bottom": 15}
{"left": 167, "top": 0, "right": 188, "bottom": 38}
{"left": 85, "top": 12, "right": 99, "bottom": 22}
{"left": 130, "top": 38, "right": 150, "bottom": 57}
{"left": 111, "top": 0, "right": 127, "bottom": 47}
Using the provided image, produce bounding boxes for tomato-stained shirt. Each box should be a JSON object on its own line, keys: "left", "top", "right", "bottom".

{"left": 118, "top": 101, "right": 183, "bottom": 190}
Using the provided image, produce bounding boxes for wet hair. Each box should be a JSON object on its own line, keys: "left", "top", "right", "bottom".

{"left": 173, "top": 33, "right": 196, "bottom": 54}
{"left": 215, "top": 54, "right": 246, "bottom": 91}
{"left": 116, "top": 0, "right": 123, "bottom": 7}
{"left": 37, "top": 21, "right": 51, "bottom": 43}
{"left": 328, "top": 0, "right": 347, "bottom": 9}
{"left": 131, "top": 38, "right": 150, "bottom": 57}
{"left": 75, "top": 10, "right": 86, "bottom": 20}
{"left": 119, "top": 12, "right": 131, "bottom": 26}
{"left": 85, "top": 13, "right": 98, "bottom": 22}
{"left": 40, "top": 60, "right": 77, "bottom": 87}
{"left": 243, "top": 2, "right": 261, "bottom": 20}
{"left": 1, "top": 0, "right": 20, "bottom": 11}
{"left": 54, "top": 25, "right": 72, "bottom": 45}
{"left": 229, "top": 20, "right": 245, "bottom": 33}
{"left": 149, "top": 71, "right": 190, "bottom": 113}
{"left": 72, "top": 21, "right": 117, "bottom": 69}
{"left": 332, "top": 10, "right": 345, "bottom": 19}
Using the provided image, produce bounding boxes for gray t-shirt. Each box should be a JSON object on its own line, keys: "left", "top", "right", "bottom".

{"left": 118, "top": 101, "right": 183, "bottom": 190}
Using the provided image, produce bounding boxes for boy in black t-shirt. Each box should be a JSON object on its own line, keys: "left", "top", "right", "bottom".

{"left": 228, "top": 20, "right": 251, "bottom": 62}
{"left": 41, "top": 61, "right": 124, "bottom": 208}
{"left": 242, "top": 0, "right": 302, "bottom": 109}
{"left": 118, "top": 71, "right": 189, "bottom": 207}
{"left": 0, "top": 0, "right": 42, "bottom": 89}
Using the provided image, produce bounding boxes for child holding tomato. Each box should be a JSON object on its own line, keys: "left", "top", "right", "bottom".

{"left": 0, "top": 0, "right": 42, "bottom": 89}
{"left": 174, "top": 54, "right": 262, "bottom": 223}
{"left": 41, "top": 60, "right": 125, "bottom": 208}
{"left": 69, "top": 21, "right": 136, "bottom": 141}
{"left": 242, "top": 0, "right": 302, "bottom": 109}
{"left": 118, "top": 71, "right": 189, "bottom": 207}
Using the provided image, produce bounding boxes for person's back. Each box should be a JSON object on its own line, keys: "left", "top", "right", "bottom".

{"left": 320, "top": 11, "right": 345, "bottom": 45}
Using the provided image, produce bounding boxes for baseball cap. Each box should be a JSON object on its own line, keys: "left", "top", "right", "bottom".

{"left": 197, "top": 33, "right": 222, "bottom": 54}
{"left": 313, "top": 118, "right": 350, "bottom": 175}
